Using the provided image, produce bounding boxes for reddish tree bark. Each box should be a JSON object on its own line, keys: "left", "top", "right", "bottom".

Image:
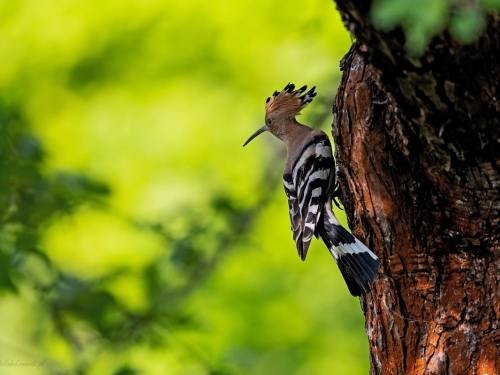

{"left": 331, "top": 2, "right": 500, "bottom": 374}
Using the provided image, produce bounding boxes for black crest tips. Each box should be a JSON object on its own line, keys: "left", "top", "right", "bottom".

{"left": 266, "top": 97, "right": 271, "bottom": 103}
{"left": 273, "top": 90, "right": 279, "bottom": 97}
{"left": 298, "top": 85, "right": 317, "bottom": 105}
{"left": 298, "top": 85, "right": 307, "bottom": 93}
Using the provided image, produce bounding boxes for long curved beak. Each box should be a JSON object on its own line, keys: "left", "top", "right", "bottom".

{"left": 243, "top": 125, "right": 268, "bottom": 147}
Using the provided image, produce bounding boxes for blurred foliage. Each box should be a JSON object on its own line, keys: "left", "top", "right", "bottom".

{"left": 0, "top": 0, "right": 373, "bottom": 374}
{"left": 371, "top": 0, "right": 500, "bottom": 55}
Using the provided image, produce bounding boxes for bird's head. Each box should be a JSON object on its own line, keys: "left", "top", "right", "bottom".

{"left": 243, "top": 83, "right": 317, "bottom": 146}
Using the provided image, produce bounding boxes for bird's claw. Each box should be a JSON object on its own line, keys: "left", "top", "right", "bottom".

{"left": 333, "top": 180, "right": 344, "bottom": 211}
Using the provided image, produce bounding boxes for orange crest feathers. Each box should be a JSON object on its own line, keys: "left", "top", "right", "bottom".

{"left": 265, "top": 83, "right": 317, "bottom": 116}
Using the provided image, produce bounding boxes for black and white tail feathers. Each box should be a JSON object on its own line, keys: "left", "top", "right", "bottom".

{"left": 317, "top": 203, "right": 380, "bottom": 296}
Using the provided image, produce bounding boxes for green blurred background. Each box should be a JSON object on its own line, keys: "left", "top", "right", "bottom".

{"left": 0, "top": 0, "right": 372, "bottom": 374}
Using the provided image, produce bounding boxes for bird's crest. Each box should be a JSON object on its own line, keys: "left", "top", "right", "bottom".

{"left": 265, "top": 83, "right": 317, "bottom": 117}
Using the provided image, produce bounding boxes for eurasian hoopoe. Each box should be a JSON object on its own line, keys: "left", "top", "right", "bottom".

{"left": 244, "top": 83, "right": 380, "bottom": 296}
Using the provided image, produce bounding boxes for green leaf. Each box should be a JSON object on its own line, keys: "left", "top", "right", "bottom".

{"left": 450, "top": 9, "right": 485, "bottom": 43}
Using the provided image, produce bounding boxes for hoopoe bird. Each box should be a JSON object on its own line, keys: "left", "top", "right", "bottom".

{"left": 244, "top": 83, "right": 380, "bottom": 296}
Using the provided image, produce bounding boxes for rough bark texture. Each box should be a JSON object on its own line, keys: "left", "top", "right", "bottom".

{"left": 331, "top": 2, "right": 500, "bottom": 374}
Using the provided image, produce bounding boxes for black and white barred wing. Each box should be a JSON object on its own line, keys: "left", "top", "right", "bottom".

{"left": 283, "top": 135, "right": 333, "bottom": 260}
{"left": 283, "top": 175, "right": 301, "bottom": 252}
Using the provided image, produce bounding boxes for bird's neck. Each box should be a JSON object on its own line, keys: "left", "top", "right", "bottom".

{"left": 282, "top": 120, "right": 313, "bottom": 148}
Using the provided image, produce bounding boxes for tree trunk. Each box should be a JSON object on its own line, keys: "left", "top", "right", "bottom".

{"left": 331, "top": 2, "right": 500, "bottom": 374}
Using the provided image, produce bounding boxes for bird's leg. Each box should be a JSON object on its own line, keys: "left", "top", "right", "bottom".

{"left": 332, "top": 166, "right": 344, "bottom": 211}
{"left": 333, "top": 180, "right": 344, "bottom": 211}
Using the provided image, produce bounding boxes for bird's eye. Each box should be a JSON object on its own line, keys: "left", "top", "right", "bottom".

{"left": 267, "top": 119, "right": 272, "bottom": 125}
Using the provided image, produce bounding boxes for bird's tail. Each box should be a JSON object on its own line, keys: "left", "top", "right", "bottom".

{"left": 317, "top": 202, "right": 380, "bottom": 296}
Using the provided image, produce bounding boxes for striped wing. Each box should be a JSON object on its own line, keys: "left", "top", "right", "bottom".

{"left": 283, "top": 134, "right": 333, "bottom": 260}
